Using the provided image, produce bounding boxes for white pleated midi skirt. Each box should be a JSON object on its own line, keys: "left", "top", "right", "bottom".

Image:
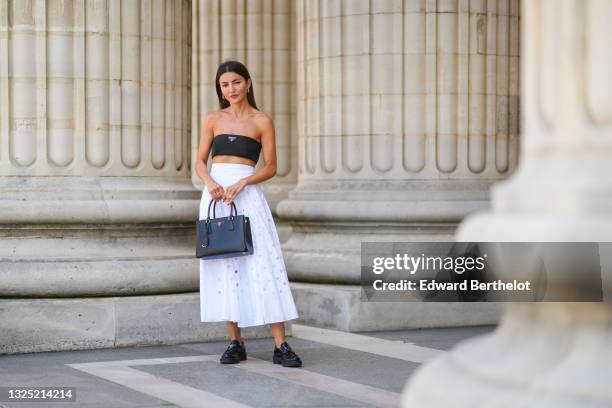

{"left": 199, "top": 163, "right": 299, "bottom": 328}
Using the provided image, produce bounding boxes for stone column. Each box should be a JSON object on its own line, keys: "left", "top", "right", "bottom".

{"left": 191, "top": 0, "right": 297, "bottom": 218}
{"left": 279, "top": 0, "right": 519, "bottom": 330}
{"left": 0, "top": 0, "right": 241, "bottom": 354}
{"left": 402, "top": 0, "right": 612, "bottom": 405}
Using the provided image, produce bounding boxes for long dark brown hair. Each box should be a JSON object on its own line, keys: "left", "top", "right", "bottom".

{"left": 215, "top": 60, "right": 258, "bottom": 110}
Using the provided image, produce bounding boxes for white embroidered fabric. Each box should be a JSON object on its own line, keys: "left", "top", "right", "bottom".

{"left": 199, "top": 163, "right": 299, "bottom": 327}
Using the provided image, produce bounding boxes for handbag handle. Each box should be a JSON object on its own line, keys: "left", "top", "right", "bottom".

{"left": 206, "top": 199, "right": 238, "bottom": 221}
{"left": 201, "top": 200, "right": 239, "bottom": 248}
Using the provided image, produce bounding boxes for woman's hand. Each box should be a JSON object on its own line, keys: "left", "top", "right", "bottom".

{"left": 223, "top": 179, "right": 247, "bottom": 204}
{"left": 205, "top": 181, "right": 225, "bottom": 201}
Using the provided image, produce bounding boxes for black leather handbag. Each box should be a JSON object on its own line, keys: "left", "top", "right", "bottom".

{"left": 196, "top": 199, "right": 254, "bottom": 260}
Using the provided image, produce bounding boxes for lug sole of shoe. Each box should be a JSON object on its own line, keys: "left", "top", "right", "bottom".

{"left": 273, "top": 356, "right": 302, "bottom": 367}
{"left": 220, "top": 352, "right": 247, "bottom": 364}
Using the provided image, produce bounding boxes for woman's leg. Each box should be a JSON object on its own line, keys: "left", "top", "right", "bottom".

{"left": 269, "top": 322, "right": 286, "bottom": 347}
{"left": 270, "top": 321, "right": 302, "bottom": 367}
{"left": 225, "top": 321, "right": 243, "bottom": 342}
{"left": 220, "top": 321, "right": 246, "bottom": 364}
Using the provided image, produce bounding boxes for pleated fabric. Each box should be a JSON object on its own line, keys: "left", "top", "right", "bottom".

{"left": 199, "top": 163, "right": 299, "bottom": 327}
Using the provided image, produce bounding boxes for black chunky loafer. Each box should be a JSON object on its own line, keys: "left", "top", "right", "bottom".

{"left": 273, "top": 341, "right": 302, "bottom": 367}
{"left": 220, "top": 339, "right": 247, "bottom": 364}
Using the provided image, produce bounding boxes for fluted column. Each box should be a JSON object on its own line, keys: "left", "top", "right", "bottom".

{"left": 279, "top": 0, "right": 520, "bottom": 284}
{"left": 191, "top": 0, "right": 297, "bottom": 213}
{"left": 1, "top": 0, "right": 192, "bottom": 180}
{"left": 0, "top": 0, "right": 204, "bottom": 353}
{"left": 402, "top": 0, "right": 612, "bottom": 405}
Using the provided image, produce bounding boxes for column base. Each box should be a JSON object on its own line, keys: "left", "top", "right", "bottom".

{"left": 0, "top": 176, "right": 201, "bottom": 296}
{"left": 278, "top": 179, "right": 492, "bottom": 284}
{"left": 0, "top": 224, "right": 201, "bottom": 297}
{"left": 282, "top": 223, "right": 458, "bottom": 284}
{"left": 291, "top": 282, "right": 502, "bottom": 332}
{"left": 0, "top": 293, "right": 286, "bottom": 355}
{"left": 401, "top": 303, "right": 612, "bottom": 407}
{"left": 402, "top": 199, "right": 612, "bottom": 406}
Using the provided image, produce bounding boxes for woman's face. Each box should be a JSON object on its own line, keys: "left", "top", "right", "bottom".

{"left": 219, "top": 72, "right": 250, "bottom": 104}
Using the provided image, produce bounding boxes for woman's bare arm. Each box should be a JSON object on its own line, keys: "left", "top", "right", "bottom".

{"left": 241, "top": 113, "right": 277, "bottom": 186}
{"left": 195, "top": 112, "right": 217, "bottom": 186}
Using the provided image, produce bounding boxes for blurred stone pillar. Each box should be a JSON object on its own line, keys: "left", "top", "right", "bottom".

{"left": 191, "top": 0, "right": 297, "bottom": 224}
{"left": 0, "top": 0, "right": 234, "bottom": 354}
{"left": 280, "top": 0, "right": 519, "bottom": 330}
{"left": 402, "top": 0, "right": 612, "bottom": 405}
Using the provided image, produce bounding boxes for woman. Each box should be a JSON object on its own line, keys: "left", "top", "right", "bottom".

{"left": 195, "top": 60, "right": 302, "bottom": 368}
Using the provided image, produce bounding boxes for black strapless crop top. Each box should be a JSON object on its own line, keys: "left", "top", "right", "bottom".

{"left": 210, "top": 134, "right": 262, "bottom": 164}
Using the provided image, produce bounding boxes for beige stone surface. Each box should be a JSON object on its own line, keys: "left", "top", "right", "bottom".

{"left": 402, "top": 0, "right": 612, "bottom": 406}
{"left": 0, "top": 0, "right": 204, "bottom": 353}
{"left": 280, "top": 0, "right": 520, "bottom": 290}
{"left": 0, "top": 293, "right": 275, "bottom": 355}
{"left": 291, "top": 282, "right": 502, "bottom": 332}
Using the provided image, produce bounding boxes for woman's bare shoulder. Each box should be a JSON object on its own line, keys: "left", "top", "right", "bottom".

{"left": 252, "top": 110, "right": 273, "bottom": 128}
{"left": 203, "top": 110, "right": 223, "bottom": 128}
{"left": 205, "top": 110, "right": 224, "bottom": 120}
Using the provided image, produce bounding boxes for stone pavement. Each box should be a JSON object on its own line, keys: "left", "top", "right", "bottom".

{"left": 0, "top": 323, "right": 495, "bottom": 408}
